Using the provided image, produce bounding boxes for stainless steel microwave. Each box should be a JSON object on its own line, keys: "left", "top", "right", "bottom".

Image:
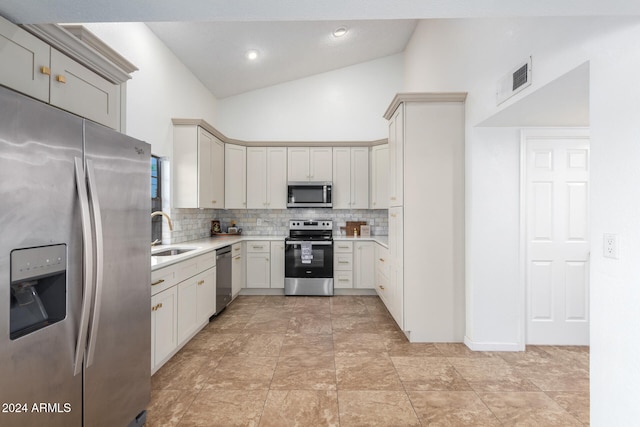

{"left": 287, "top": 182, "right": 332, "bottom": 208}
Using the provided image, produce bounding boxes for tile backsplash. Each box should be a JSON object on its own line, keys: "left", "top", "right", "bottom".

{"left": 167, "top": 208, "right": 388, "bottom": 244}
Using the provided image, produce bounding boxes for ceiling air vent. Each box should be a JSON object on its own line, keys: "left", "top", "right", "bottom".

{"left": 496, "top": 56, "right": 532, "bottom": 105}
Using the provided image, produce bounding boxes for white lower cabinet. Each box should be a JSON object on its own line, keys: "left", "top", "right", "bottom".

{"left": 246, "top": 241, "right": 271, "bottom": 288}
{"left": 244, "top": 240, "right": 285, "bottom": 289}
{"left": 178, "top": 268, "right": 216, "bottom": 346}
{"left": 354, "top": 242, "right": 375, "bottom": 289}
{"left": 270, "top": 241, "right": 285, "bottom": 289}
{"left": 334, "top": 242, "right": 354, "bottom": 289}
{"left": 231, "top": 243, "right": 242, "bottom": 297}
{"left": 151, "top": 286, "right": 177, "bottom": 372}
{"left": 151, "top": 252, "right": 216, "bottom": 374}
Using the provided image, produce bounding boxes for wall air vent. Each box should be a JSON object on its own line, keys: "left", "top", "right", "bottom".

{"left": 497, "top": 56, "right": 532, "bottom": 105}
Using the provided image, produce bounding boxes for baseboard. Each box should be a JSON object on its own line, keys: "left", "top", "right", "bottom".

{"left": 464, "top": 335, "right": 524, "bottom": 352}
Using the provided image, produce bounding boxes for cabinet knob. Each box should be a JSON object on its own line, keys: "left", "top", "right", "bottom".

{"left": 40, "top": 66, "right": 51, "bottom": 76}
{"left": 212, "top": 200, "right": 217, "bottom": 204}
{"left": 56, "top": 75, "right": 66, "bottom": 84}
{"left": 158, "top": 303, "right": 163, "bottom": 309}
{"left": 379, "top": 285, "right": 385, "bottom": 290}
{"left": 379, "top": 258, "right": 385, "bottom": 262}
{"left": 197, "top": 280, "right": 204, "bottom": 286}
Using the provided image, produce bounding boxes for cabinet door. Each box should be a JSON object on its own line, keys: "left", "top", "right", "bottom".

{"left": 0, "top": 17, "right": 50, "bottom": 102}
{"left": 270, "top": 241, "right": 285, "bottom": 288}
{"left": 232, "top": 255, "right": 242, "bottom": 296}
{"left": 247, "top": 147, "right": 267, "bottom": 208}
{"left": 50, "top": 49, "right": 120, "bottom": 130}
{"left": 332, "top": 147, "right": 351, "bottom": 209}
{"left": 177, "top": 278, "right": 199, "bottom": 345}
{"left": 266, "top": 148, "right": 288, "bottom": 209}
{"left": 225, "top": 144, "right": 247, "bottom": 209}
{"left": 370, "top": 145, "right": 389, "bottom": 209}
{"left": 211, "top": 136, "right": 225, "bottom": 208}
{"left": 309, "top": 147, "right": 333, "bottom": 181}
{"left": 151, "top": 286, "right": 177, "bottom": 371}
{"left": 388, "top": 207, "right": 404, "bottom": 328}
{"left": 388, "top": 105, "right": 404, "bottom": 206}
{"left": 196, "top": 268, "right": 216, "bottom": 324}
{"left": 354, "top": 242, "right": 375, "bottom": 289}
{"left": 287, "top": 147, "right": 310, "bottom": 181}
{"left": 351, "top": 148, "right": 369, "bottom": 209}
{"left": 246, "top": 252, "right": 270, "bottom": 288}
{"left": 197, "top": 128, "right": 216, "bottom": 208}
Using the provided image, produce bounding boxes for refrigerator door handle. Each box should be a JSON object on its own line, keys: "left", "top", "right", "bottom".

{"left": 73, "top": 157, "right": 94, "bottom": 376}
{"left": 85, "top": 159, "right": 104, "bottom": 368}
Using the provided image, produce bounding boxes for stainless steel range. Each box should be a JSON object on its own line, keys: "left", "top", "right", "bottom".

{"left": 284, "top": 220, "right": 334, "bottom": 296}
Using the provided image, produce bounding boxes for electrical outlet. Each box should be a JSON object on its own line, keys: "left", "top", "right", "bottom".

{"left": 256, "top": 218, "right": 263, "bottom": 226}
{"left": 603, "top": 233, "right": 619, "bottom": 259}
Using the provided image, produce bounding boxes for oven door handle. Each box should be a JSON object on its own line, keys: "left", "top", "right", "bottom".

{"left": 285, "top": 240, "right": 333, "bottom": 246}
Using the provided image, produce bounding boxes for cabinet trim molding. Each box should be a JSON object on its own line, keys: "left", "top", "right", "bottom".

{"left": 171, "top": 118, "right": 387, "bottom": 147}
{"left": 383, "top": 92, "right": 468, "bottom": 120}
{"left": 22, "top": 23, "right": 136, "bottom": 84}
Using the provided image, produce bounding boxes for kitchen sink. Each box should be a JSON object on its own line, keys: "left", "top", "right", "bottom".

{"left": 152, "top": 247, "right": 197, "bottom": 257}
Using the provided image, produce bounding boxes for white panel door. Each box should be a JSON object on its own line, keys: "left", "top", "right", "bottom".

{"left": 524, "top": 130, "right": 590, "bottom": 345}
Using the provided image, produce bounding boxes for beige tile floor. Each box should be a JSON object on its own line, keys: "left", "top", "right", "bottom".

{"left": 148, "top": 295, "right": 589, "bottom": 426}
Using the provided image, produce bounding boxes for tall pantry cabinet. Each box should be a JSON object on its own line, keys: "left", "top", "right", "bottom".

{"left": 383, "top": 93, "right": 467, "bottom": 343}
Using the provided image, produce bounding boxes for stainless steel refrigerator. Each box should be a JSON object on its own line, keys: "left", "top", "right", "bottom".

{"left": 0, "top": 86, "right": 151, "bottom": 427}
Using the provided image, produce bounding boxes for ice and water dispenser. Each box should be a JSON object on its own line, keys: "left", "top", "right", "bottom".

{"left": 10, "top": 245, "right": 67, "bottom": 340}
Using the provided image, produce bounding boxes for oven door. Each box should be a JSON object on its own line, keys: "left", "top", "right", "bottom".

{"left": 284, "top": 240, "right": 333, "bottom": 278}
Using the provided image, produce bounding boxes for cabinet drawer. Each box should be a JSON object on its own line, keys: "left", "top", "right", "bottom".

{"left": 246, "top": 241, "right": 270, "bottom": 253}
{"left": 151, "top": 267, "right": 178, "bottom": 296}
{"left": 375, "top": 244, "right": 389, "bottom": 278}
{"left": 334, "top": 242, "right": 353, "bottom": 253}
{"left": 375, "top": 271, "right": 391, "bottom": 305}
{"left": 334, "top": 271, "right": 353, "bottom": 289}
{"left": 232, "top": 242, "right": 242, "bottom": 256}
{"left": 334, "top": 253, "right": 353, "bottom": 271}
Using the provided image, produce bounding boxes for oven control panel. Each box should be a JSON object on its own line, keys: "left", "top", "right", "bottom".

{"left": 289, "top": 220, "right": 333, "bottom": 231}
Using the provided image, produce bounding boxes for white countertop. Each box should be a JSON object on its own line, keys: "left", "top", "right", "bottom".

{"left": 151, "top": 234, "right": 388, "bottom": 271}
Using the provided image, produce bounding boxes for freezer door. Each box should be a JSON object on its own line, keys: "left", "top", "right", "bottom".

{"left": 0, "top": 87, "right": 83, "bottom": 426}
{"left": 83, "top": 121, "right": 151, "bottom": 427}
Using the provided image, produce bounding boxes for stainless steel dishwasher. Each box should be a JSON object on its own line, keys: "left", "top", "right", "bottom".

{"left": 215, "top": 246, "right": 232, "bottom": 315}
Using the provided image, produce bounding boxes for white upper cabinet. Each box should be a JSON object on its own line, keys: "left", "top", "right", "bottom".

{"left": 332, "top": 147, "right": 369, "bottom": 209}
{"left": 173, "top": 125, "right": 224, "bottom": 209}
{"left": 370, "top": 144, "right": 389, "bottom": 209}
{"left": 0, "top": 17, "right": 126, "bottom": 130}
{"left": 247, "top": 147, "right": 287, "bottom": 209}
{"left": 388, "top": 105, "right": 404, "bottom": 206}
{"left": 225, "top": 144, "right": 247, "bottom": 209}
{"left": 0, "top": 16, "right": 50, "bottom": 102}
{"left": 49, "top": 49, "right": 120, "bottom": 130}
{"left": 287, "top": 147, "right": 332, "bottom": 182}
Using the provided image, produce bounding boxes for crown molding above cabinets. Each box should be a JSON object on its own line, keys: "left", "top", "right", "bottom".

{"left": 171, "top": 118, "right": 387, "bottom": 147}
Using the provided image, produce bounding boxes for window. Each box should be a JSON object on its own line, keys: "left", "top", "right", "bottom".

{"left": 151, "top": 155, "right": 162, "bottom": 242}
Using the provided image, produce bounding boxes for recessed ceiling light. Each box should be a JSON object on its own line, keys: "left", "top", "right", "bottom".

{"left": 333, "top": 27, "right": 348, "bottom": 38}
{"left": 246, "top": 49, "right": 259, "bottom": 60}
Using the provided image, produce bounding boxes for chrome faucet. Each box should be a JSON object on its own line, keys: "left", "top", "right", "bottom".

{"left": 151, "top": 211, "right": 173, "bottom": 246}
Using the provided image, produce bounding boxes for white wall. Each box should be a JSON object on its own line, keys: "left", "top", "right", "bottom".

{"left": 403, "top": 16, "right": 640, "bottom": 422}
{"left": 216, "top": 54, "right": 403, "bottom": 141}
{"left": 83, "top": 23, "right": 218, "bottom": 157}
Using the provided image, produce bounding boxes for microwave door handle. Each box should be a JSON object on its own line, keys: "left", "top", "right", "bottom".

{"left": 84, "top": 159, "right": 104, "bottom": 368}
{"left": 73, "top": 157, "right": 94, "bottom": 376}
{"left": 323, "top": 185, "right": 327, "bottom": 203}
